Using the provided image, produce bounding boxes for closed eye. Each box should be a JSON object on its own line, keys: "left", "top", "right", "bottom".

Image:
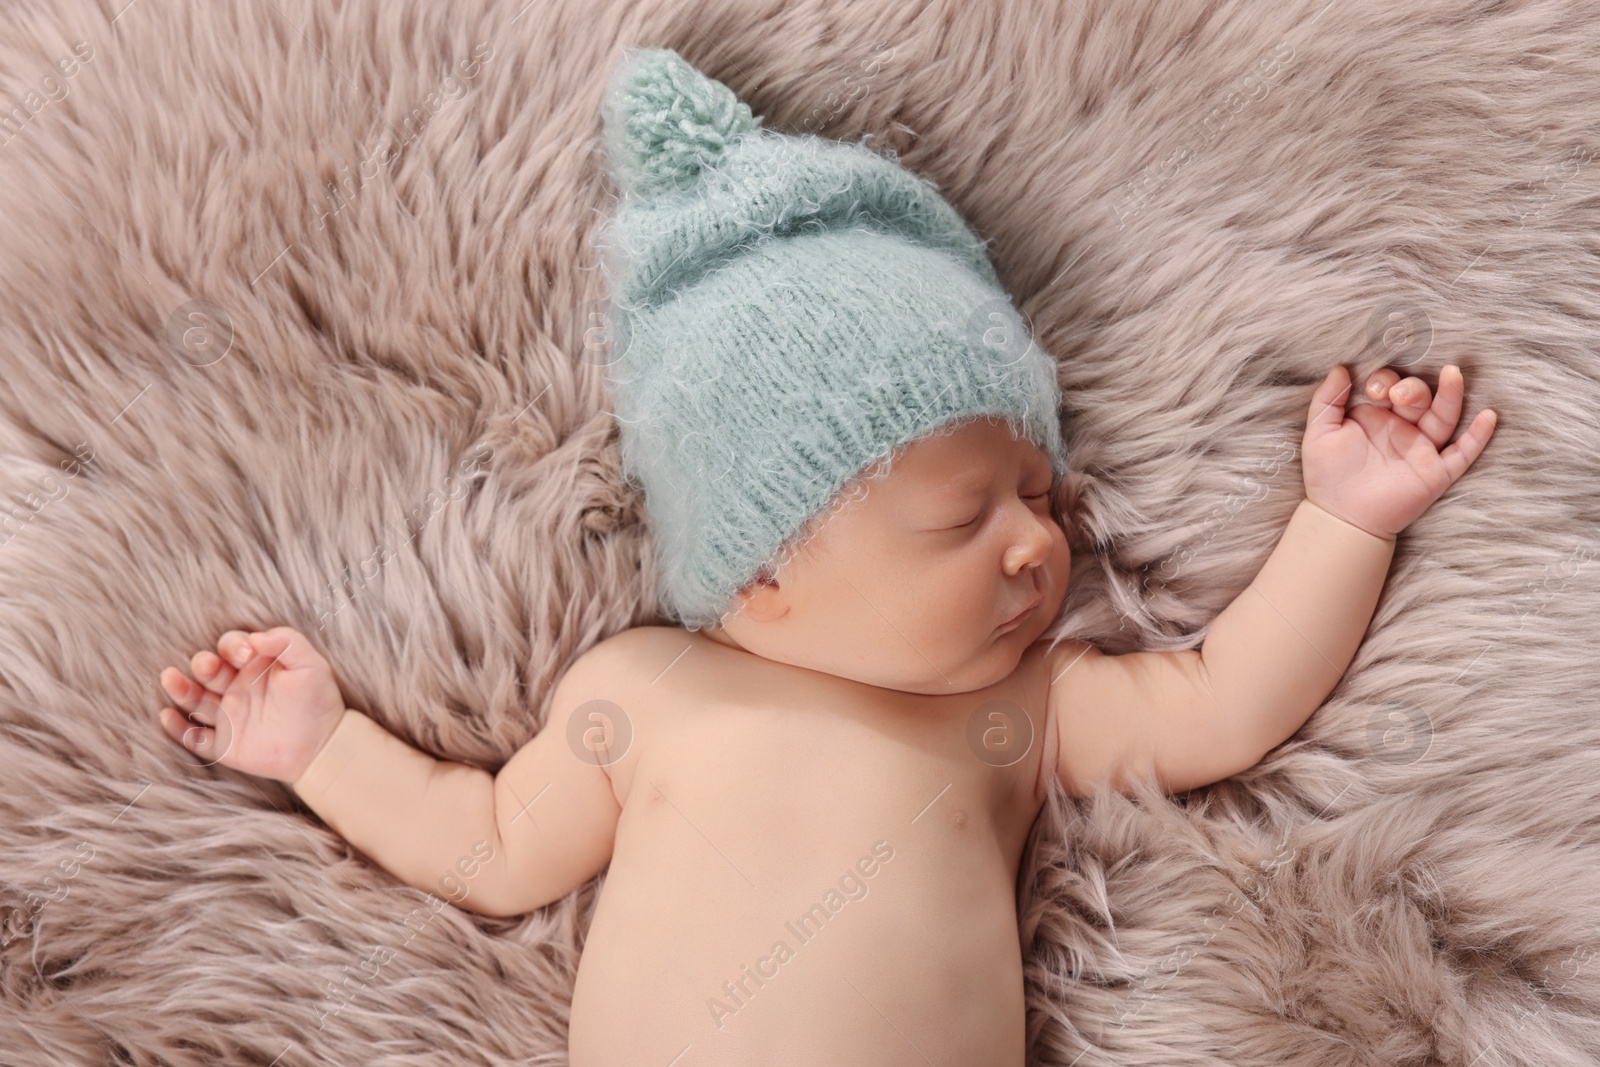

{"left": 951, "top": 490, "right": 1050, "bottom": 528}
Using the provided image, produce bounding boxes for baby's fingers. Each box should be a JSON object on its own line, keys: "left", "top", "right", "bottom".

{"left": 158, "top": 705, "right": 201, "bottom": 750}
{"left": 1363, "top": 367, "right": 1430, "bottom": 424}
{"left": 216, "top": 629, "right": 277, "bottom": 691}
{"left": 216, "top": 629, "right": 256, "bottom": 669}
{"left": 158, "top": 706, "right": 227, "bottom": 768}
{"left": 159, "top": 666, "right": 215, "bottom": 725}
{"left": 1414, "top": 364, "right": 1465, "bottom": 450}
{"left": 1439, "top": 407, "right": 1499, "bottom": 483}
{"left": 190, "top": 650, "right": 235, "bottom": 696}
{"left": 1364, "top": 368, "right": 1401, "bottom": 403}
{"left": 1379, "top": 376, "right": 1433, "bottom": 430}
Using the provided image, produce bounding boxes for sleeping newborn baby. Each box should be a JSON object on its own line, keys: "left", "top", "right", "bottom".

{"left": 153, "top": 49, "right": 1497, "bottom": 1065}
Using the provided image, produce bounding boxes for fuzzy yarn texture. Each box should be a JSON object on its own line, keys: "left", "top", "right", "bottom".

{"left": 1, "top": 1, "right": 1598, "bottom": 1065}
{"left": 595, "top": 47, "right": 1068, "bottom": 630}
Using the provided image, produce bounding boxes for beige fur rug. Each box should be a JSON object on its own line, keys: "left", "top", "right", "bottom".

{"left": 2, "top": 0, "right": 1598, "bottom": 1063}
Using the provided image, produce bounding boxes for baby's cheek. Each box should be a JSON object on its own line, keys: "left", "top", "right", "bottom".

{"left": 1050, "top": 527, "right": 1072, "bottom": 593}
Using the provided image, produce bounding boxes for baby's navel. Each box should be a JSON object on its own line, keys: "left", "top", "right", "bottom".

{"left": 947, "top": 808, "right": 968, "bottom": 830}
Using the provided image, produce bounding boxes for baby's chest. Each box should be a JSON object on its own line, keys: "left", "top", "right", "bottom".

{"left": 611, "top": 686, "right": 1041, "bottom": 890}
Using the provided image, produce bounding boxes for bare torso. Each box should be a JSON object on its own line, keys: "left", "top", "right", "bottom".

{"left": 567, "top": 625, "right": 1055, "bottom": 1066}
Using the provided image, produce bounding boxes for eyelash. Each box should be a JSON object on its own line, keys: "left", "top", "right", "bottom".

{"left": 955, "top": 490, "right": 1051, "bottom": 528}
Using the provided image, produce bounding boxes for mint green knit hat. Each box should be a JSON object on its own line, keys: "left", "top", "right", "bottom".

{"left": 593, "top": 46, "right": 1068, "bottom": 631}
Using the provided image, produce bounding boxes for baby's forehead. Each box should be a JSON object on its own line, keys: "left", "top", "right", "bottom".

{"left": 868, "top": 427, "right": 1049, "bottom": 490}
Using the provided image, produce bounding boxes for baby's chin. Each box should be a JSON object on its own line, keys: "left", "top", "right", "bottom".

{"left": 699, "top": 611, "right": 1042, "bottom": 694}
{"left": 848, "top": 624, "right": 1040, "bottom": 695}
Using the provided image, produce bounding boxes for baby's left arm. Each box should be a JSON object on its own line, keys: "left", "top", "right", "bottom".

{"left": 1048, "top": 363, "right": 1497, "bottom": 796}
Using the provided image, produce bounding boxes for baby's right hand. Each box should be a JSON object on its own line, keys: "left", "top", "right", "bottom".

{"left": 157, "top": 627, "right": 346, "bottom": 785}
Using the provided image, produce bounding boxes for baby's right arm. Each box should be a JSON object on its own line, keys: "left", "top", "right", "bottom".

{"left": 157, "top": 628, "right": 625, "bottom": 918}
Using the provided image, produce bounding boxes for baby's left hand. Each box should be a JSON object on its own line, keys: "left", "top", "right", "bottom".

{"left": 1300, "top": 363, "right": 1498, "bottom": 540}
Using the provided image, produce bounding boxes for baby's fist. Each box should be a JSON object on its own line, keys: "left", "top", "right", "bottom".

{"left": 1301, "top": 363, "right": 1497, "bottom": 539}
{"left": 158, "top": 626, "right": 346, "bottom": 785}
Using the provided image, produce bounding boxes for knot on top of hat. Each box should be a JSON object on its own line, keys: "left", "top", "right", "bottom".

{"left": 601, "top": 47, "right": 762, "bottom": 195}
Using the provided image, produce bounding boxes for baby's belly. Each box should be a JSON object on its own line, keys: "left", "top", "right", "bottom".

{"left": 568, "top": 763, "right": 1029, "bottom": 1065}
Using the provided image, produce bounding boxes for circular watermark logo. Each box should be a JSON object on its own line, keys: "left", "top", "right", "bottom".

{"left": 965, "top": 699, "right": 1034, "bottom": 768}
{"left": 1363, "top": 301, "right": 1432, "bottom": 370}
{"left": 963, "top": 296, "right": 1035, "bottom": 367}
{"left": 164, "top": 299, "right": 234, "bottom": 367}
{"left": 566, "top": 698, "right": 633, "bottom": 766}
{"left": 1364, "top": 700, "right": 1433, "bottom": 765}
{"left": 576, "top": 299, "right": 629, "bottom": 367}
{"left": 181, "top": 704, "right": 234, "bottom": 769}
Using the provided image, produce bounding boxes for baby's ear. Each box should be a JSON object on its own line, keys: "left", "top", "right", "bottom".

{"left": 730, "top": 563, "right": 790, "bottom": 623}
{"left": 727, "top": 564, "right": 776, "bottom": 606}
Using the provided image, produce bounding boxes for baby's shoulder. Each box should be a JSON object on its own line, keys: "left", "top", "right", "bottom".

{"left": 554, "top": 625, "right": 687, "bottom": 705}
{"left": 562, "top": 624, "right": 671, "bottom": 679}
{"left": 1040, "top": 636, "right": 1100, "bottom": 680}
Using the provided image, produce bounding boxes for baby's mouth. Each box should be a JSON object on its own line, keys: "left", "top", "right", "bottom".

{"left": 997, "top": 596, "right": 1043, "bottom": 631}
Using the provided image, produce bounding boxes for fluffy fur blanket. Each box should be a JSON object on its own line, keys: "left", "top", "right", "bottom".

{"left": 2, "top": 0, "right": 1597, "bottom": 1063}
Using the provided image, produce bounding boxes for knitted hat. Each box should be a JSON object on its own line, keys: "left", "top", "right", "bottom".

{"left": 592, "top": 46, "right": 1068, "bottom": 631}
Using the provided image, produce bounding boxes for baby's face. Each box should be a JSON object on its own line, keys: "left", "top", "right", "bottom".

{"left": 703, "top": 417, "right": 1070, "bottom": 694}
